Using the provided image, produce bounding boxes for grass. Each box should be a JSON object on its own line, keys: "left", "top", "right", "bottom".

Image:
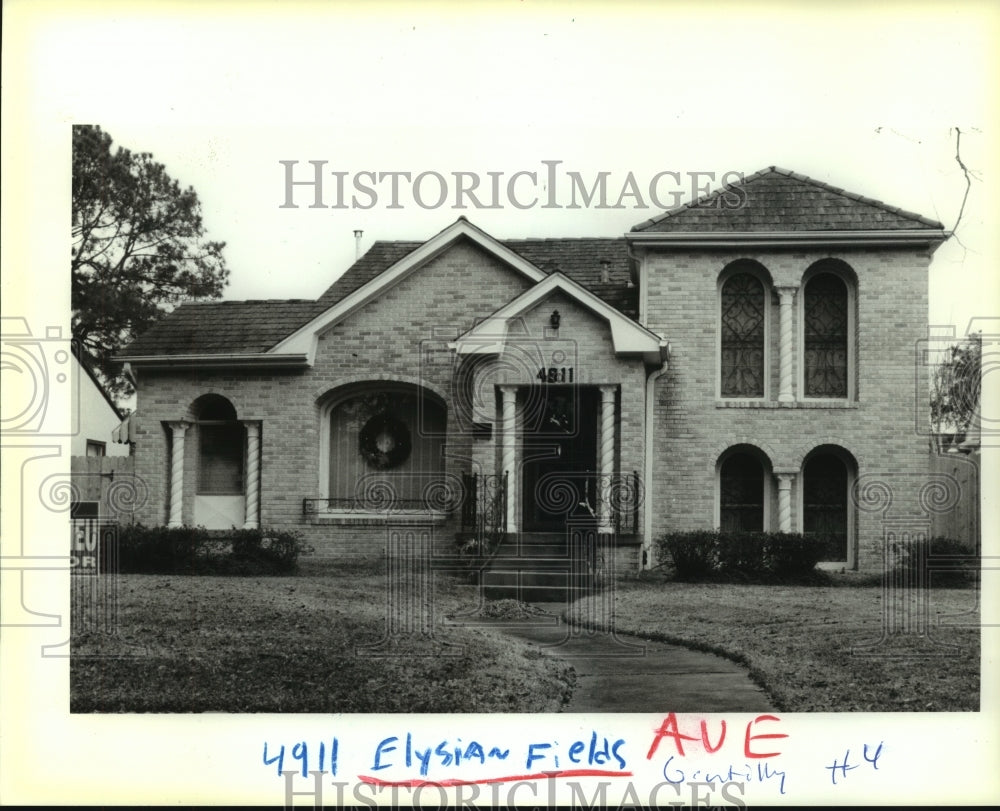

{"left": 566, "top": 570, "right": 981, "bottom": 712}
{"left": 71, "top": 559, "right": 574, "bottom": 713}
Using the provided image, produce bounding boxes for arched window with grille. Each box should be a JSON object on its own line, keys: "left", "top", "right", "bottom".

{"left": 801, "top": 446, "right": 856, "bottom": 566}
{"left": 802, "top": 269, "right": 853, "bottom": 399}
{"left": 720, "top": 270, "right": 768, "bottom": 398}
{"left": 717, "top": 448, "right": 770, "bottom": 532}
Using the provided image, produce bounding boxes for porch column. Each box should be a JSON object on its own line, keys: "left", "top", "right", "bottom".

{"left": 243, "top": 421, "right": 261, "bottom": 529}
{"left": 598, "top": 385, "right": 616, "bottom": 533}
{"left": 500, "top": 385, "right": 517, "bottom": 533}
{"left": 775, "top": 471, "right": 796, "bottom": 533}
{"left": 167, "top": 421, "right": 189, "bottom": 528}
{"left": 777, "top": 286, "right": 796, "bottom": 402}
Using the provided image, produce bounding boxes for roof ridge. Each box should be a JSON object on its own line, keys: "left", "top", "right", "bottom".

{"left": 503, "top": 236, "right": 626, "bottom": 243}
{"left": 174, "top": 298, "right": 319, "bottom": 307}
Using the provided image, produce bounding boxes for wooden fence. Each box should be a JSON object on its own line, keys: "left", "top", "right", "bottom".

{"left": 929, "top": 451, "right": 980, "bottom": 548}
{"left": 70, "top": 455, "right": 142, "bottom": 524}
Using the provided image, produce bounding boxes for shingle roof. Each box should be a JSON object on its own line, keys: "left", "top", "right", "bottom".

{"left": 121, "top": 299, "right": 326, "bottom": 356}
{"left": 121, "top": 237, "right": 639, "bottom": 358}
{"left": 631, "top": 166, "right": 945, "bottom": 233}
{"left": 315, "top": 236, "right": 637, "bottom": 314}
{"left": 315, "top": 241, "right": 422, "bottom": 308}
{"left": 123, "top": 167, "right": 943, "bottom": 359}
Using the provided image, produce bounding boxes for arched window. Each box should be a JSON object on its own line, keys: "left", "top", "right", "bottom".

{"left": 801, "top": 448, "right": 855, "bottom": 565}
{"left": 803, "top": 272, "right": 850, "bottom": 398}
{"left": 720, "top": 272, "right": 767, "bottom": 397}
{"left": 323, "top": 384, "right": 446, "bottom": 509}
{"left": 718, "top": 450, "right": 766, "bottom": 532}
{"left": 192, "top": 395, "right": 243, "bottom": 496}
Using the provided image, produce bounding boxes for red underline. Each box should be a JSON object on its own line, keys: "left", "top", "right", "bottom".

{"left": 358, "top": 768, "right": 633, "bottom": 788}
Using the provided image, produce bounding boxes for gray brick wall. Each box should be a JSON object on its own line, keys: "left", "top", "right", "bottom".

{"left": 131, "top": 239, "right": 932, "bottom": 573}
{"left": 643, "top": 246, "right": 932, "bottom": 570}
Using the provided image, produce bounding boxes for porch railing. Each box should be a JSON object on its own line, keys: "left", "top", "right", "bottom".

{"left": 459, "top": 471, "right": 507, "bottom": 555}
{"left": 594, "top": 470, "right": 642, "bottom": 535}
{"left": 303, "top": 496, "right": 456, "bottom": 515}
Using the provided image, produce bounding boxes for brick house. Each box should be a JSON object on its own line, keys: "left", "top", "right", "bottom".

{"left": 117, "top": 167, "right": 948, "bottom": 574}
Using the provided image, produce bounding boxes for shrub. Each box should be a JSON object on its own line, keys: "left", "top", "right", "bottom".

{"left": 226, "top": 528, "right": 312, "bottom": 572}
{"left": 767, "top": 532, "right": 825, "bottom": 575}
{"left": 116, "top": 524, "right": 311, "bottom": 575}
{"left": 659, "top": 530, "right": 718, "bottom": 580}
{"left": 117, "top": 525, "right": 203, "bottom": 573}
{"left": 657, "top": 530, "right": 824, "bottom": 581}
{"left": 717, "top": 531, "right": 768, "bottom": 574}
{"left": 889, "top": 536, "right": 978, "bottom": 587}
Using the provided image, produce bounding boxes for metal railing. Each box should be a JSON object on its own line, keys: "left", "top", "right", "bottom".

{"left": 458, "top": 472, "right": 507, "bottom": 555}
{"left": 303, "top": 495, "right": 456, "bottom": 515}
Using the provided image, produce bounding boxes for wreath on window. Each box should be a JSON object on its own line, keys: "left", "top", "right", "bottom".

{"left": 359, "top": 413, "right": 411, "bottom": 470}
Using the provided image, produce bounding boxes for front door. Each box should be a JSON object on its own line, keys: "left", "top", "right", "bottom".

{"left": 521, "top": 386, "right": 599, "bottom": 532}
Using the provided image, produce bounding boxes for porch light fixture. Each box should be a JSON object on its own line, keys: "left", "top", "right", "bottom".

{"left": 550, "top": 310, "right": 561, "bottom": 330}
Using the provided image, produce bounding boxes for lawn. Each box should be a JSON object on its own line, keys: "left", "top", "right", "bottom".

{"left": 72, "top": 559, "right": 981, "bottom": 714}
{"left": 71, "top": 559, "right": 574, "bottom": 713}
{"left": 567, "top": 572, "right": 981, "bottom": 712}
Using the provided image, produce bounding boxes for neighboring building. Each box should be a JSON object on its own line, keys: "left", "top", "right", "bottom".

{"left": 117, "top": 167, "right": 949, "bottom": 572}
{"left": 72, "top": 344, "right": 130, "bottom": 457}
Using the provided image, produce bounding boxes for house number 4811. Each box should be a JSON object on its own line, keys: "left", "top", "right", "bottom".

{"left": 537, "top": 367, "right": 574, "bottom": 383}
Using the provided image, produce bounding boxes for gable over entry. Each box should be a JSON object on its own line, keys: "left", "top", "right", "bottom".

{"left": 450, "top": 271, "right": 667, "bottom": 365}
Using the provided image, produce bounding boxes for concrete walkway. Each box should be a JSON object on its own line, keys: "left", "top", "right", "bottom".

{"left": 460, "top": 604, "right": 776, "bottom": 713}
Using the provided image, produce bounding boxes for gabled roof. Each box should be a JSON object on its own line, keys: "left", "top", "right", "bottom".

{"left": 316, "top": 236, "right": 637, "bottom": 316}
{"left": 118, "top": 223, "right": 639, "bottom": 362}
{"left": 631, "top": 166, "right": 947, "bottom": 234}
{"left": 271, "top": 218, "right": 552, "bottom": 360}
{"left": 452, "top": 271, "right": 666, "bottom": 365}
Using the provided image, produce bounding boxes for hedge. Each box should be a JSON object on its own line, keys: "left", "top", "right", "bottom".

{"left": 656, "top": 530, "right": 824, "bottom": 581}
{"left": 889, "top": 536, "right": 978, "bottom": 587}
{"left": 657, "top": 530, "right": 977, "bottom": 585}
{"left": 115, "top": 524, "right": 312, "bottom": 575}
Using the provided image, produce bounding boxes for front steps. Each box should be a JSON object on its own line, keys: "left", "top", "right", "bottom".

{"left": 480, "top": 531, "right": 599, "bottom": 602}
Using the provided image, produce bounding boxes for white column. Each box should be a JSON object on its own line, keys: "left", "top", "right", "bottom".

{"left": 500, "top": 386, "right": 517, "bottom": 533}
{"left": 598, "top": 385, "right": 616, "bottom": 533}
{"left": 167, "top": 421, "right": 188, "bottom": 528}
{"left": 776, "top": 472, "right": 795, "bottom": 533}
{"left": 243, "top": 421, "right": 261, "bottom": 529}
{"left": 777, "top": 286, "right": 796, "bottom": 402}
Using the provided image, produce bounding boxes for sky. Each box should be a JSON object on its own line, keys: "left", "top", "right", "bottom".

{"left": 6, "top": 3, "right": 994, "bottom": 340}
{"left": 2, "top": 1, "right": 999, "bottom": 806}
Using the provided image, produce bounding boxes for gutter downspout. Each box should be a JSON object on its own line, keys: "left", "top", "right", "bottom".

{"left": 626, "top": 235, "right": 667, "bottom": 571}
{"left": 642, "top": 351, "right": 669, "bottom": 572}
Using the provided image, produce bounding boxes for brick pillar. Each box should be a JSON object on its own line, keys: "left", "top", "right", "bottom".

{"left": 777, "top": 286, "right": 796, "bottom": 402}
{"left": 243, "top": 421, "right": 260, "bottom": 529}
{"left": 598, "top": 385, "right": 616, "bottom": 533}
{"left": 500, "top": 385, "right": 518, "bottom": 533}
{"left": 167, "top": 421, "right": 188, "bottom": 527}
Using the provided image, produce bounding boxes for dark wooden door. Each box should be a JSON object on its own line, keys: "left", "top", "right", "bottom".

{"left": 521, "top": 387, "right": 598, "bottom": 532}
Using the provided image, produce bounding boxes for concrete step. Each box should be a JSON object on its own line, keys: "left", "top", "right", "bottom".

{"left": 494, "top": 532, "right": 577, "bottom": 558}
{"left": 482, "top": 564, "right": 597, "bottom": 602}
